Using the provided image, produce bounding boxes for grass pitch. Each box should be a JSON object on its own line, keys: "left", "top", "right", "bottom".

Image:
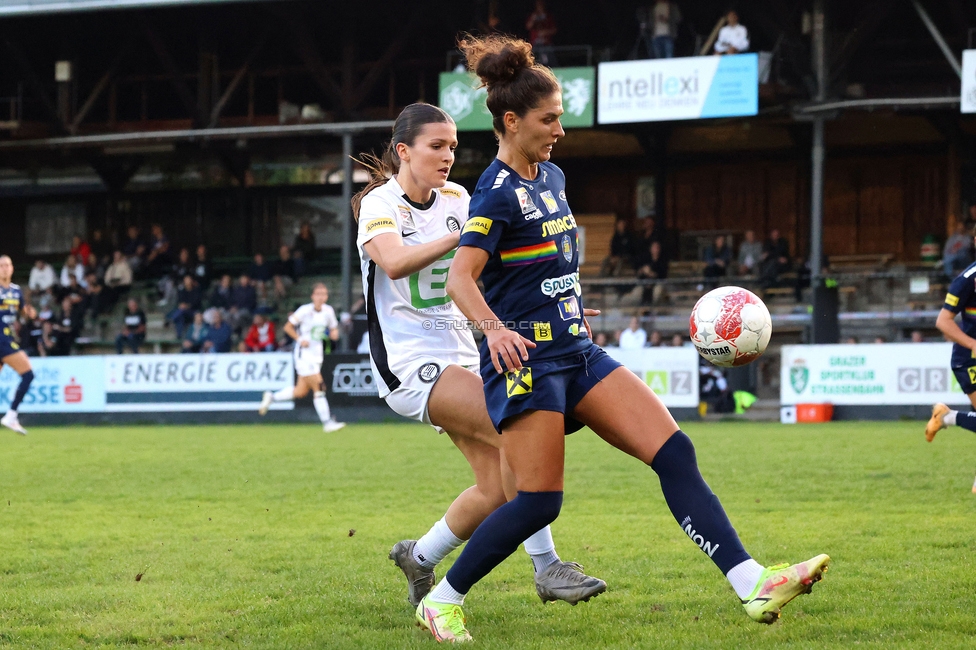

{"left": 1, "top": 420, "right": 975, "bottom": 649}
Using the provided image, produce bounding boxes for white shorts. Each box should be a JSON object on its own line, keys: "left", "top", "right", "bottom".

{"left": 384, "top": 358, "right": 478, "bottom": 432}
{"left": 294, "top": 348, "right": 324, "bottom": 378}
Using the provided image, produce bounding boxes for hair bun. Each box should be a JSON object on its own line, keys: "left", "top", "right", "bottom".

{"left": 459, "top": 34, "right": 535, "bottom": 87}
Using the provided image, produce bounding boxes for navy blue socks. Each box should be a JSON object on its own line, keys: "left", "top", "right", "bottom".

{"left": 650, "top": 430, "right": 751, "bottom": 574}
{"left": 954, "top": 410, "right": 976, "bottom": 433}
{"left": 10, "top": 370, "right": 33, "bottom": 411}
{"left": 445, "top": 490, "right": 563, "bottom": 594}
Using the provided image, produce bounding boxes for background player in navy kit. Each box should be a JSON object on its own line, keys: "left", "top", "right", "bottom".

{"left": 414, "top": 34, "right": 829, "bottom": 643}
{"left": 0, "top": 255, "right": 37, "bottom": 435}
{"left": 925, "top": 227, "right": 976, "bottom": 491}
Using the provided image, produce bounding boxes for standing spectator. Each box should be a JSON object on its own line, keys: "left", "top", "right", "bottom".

{"left": 21, "top": 317, "right": 43, "bottom": 357}
{"left": 90, "top": 229, "right": 112, "bottom": 267}
{"left": 194, "top": 244, "right": 212, "bottom": 290}
{"left": 103, "top": 250, "right": 133, "bottom": 307}
{"left": 759, "top": 228, "right": 791, "bottom": 289}
{"left": 58, "top": 274, "right": 88, "bottom": 331}
{"left": 670, "top": 333, "right": 685, "bottom": 347}
{"left": 635, "top": 240, "right": 669, "bottom": 304}
{"left": 600, "top": 220, "right": 633, "bottom": 277}
{"left": 60, "top": 254, "right": 86, "bottom": 288}
{"left": 28, "top": 259, "right": 56, "bottom": 293}
{"left": 181, "top": 312, "right": 209, "bottom": 353}
{"left": 942, "top": 221, "right": 972, "bottom": 278}
{"left": 166, "top": 275, "right": 202, "bottom": 340}
{"left": 247, "top": 253, "right": 273, "bottom": 302}
{"left": 525, "top": 0, "right": 558, "bottom": 65}
{"left": 737, "top": 230, "right": 763, "bottom": 276}
{"left": 649, "top": 330, "right": 663, "bottom": 347}
{"left": 52, "top": 297, "right": 78, "bottom": 355}
{"left": 714, "top": 9, "right": 749, "bottom": 55}
{"left": 70, "top": 235, "right": 91, "bottom": 266}
{"left": 703, "top": 235, "right": 732, "bottom": 281}
{"left": 594, "top": 331, "right": 610, "bottom": 347}
{"left": 910, "top": 330, "right": 924, "bottom": 343}
{"left": 241, "top": 313, "right": 277, "bottom": 352}
{"left": 292, "top": 222, "right": 317, "bottom": 264}
{"left": 619, "top": 315, "right": 648, "bottom": 349}
{"left": 272, "top": 245, "right": 296, "bottom": 299}
{"left": 115, "top": 299, "right": 146, "bottom": 354}
{"left": 202, "top": 310, "right": 233, "bottom": 353}
{"left": 144, "top": 223, "right": 172, "bottom": 278}
{"left": 228, "top": 274, "right": 257, "bottom": 334}
{"left": 651, "top": 1, "right": 681, "bottom": 59}
{"left": 83, "top": 272, "right": 107, "bottom": 319}
{"left": 207, "top": 274, "right": 233, "bottom": 319}
{"left": 37, "top": 321, "right": 58, "bottom": 357}
{"left": 121, "top": 225, "right": 146, "bottom": 274}
{"left": 84, "top": 252, "right": 104, "bottom": 282}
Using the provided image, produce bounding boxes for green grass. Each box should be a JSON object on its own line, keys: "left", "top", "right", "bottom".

{"left": 1, "top": 421, "right": 975, "bottom": 649}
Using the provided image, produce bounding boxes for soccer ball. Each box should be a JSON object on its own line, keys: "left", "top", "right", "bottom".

{"left": 689, "top": 286, "right": 772, "bottom": 368}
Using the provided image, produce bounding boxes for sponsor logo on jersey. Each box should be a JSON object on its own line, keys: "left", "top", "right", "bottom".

{"left": 446, "top": 216, "right": 461, "bottom": 232}
{"left": 491, "top": 169, "right": 510, "bottom": 189}
{"left": 561, "top": 234, "right": 573, "bottom": 262}
{"left": 533, "top": 321, "right": 553, "bottom": 342}
{"left": 559, "top": 189, "right": 567, "bottom": 202}
{"left": 514, "top": 187, "right": 539, "bottom": 215}
{"left": 462, "top": 217, "right": 493, "bottom": 235}
{"left": 557, "top": 296, "right": 580, "bottom": 320}
{"left": 540, "top": 214, "right": 577, "bottom": 237}
{"left": 524, "top": 208, "right": 545, "bottom": 221}
{"left": 365, "top": 218, "right": 398, "bottom": 234}
{"left": 506, "top": 367, "right": 532, "bottom": 397}
{"left": 540, "top": 272, "right": 579, "bottom": 297}
{"left": 500, "top": 241, "right": 558, "bottom": 267}
{"left": 540, "top": 190, "right": 559, "bottom": 214}
{"left": 946, "top": 293, "right": 960, "bottom": 307}
{"left": 569, "top": 323, "right": 581, "bottom": 336}
{"left": 439, "top": 187, "right": 462, "bottom": 199}
{"left": 969, "top": 367, "right": 976, "bottom": 385}
{"left": 418, "top": 362, "right": 441, "bottom": 383}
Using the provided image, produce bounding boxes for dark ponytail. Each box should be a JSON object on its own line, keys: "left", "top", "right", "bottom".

{"left": 351, "top": 102, "right": 454, "bottom": 221}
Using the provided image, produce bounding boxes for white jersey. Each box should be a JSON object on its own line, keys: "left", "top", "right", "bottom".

{"left": 357, "top": 177, "right": 479, "bottom": 397}
{"left": 288, "top": 302, "right": 338, "bottom": 359}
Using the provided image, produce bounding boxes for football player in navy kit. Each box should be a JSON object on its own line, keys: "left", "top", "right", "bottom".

{"left": 413, "top": 34, "right": 829, "bottom": 642}
{"left": 0, "top": 255, "right": 37, "bottom": 435}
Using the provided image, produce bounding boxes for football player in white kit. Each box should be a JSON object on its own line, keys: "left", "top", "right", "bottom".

{"left": 258, "top": 283, "right": 346, "bottom": 432}
{"left": 352, "top": 103, "right": 604, "bottom": 613}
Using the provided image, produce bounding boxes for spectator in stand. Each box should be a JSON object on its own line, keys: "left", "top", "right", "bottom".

{"left": 651, "top": 1, "right": 681, "bottom": 59}
{"left": 28, "top": 259, "right": 57, "bottom": 293}
{"left": 103, "top": 250, "right": 133, "bottom": 307}
{"left": 202, "top": 310, "right": 233, "bottom": 353}
{"left": 52, "top": 296, "right": 78, "bottom": 356}
{"left": 83, "top": 272, "right": 107, "bottom": 320}
{"left": 121, "top": 225, "right": 146, "bottom": 274}
{"left": 272, "top": 245, "right": 296, "bottom": 300}
{"left": 158, "top": 247, "right": 194, "bottom": 308}
{"left": 228, "top": 274, "right": 257, "bottom": 334}
{"left": 193, "top": 244, "right": 212, "bottom": 290}
{"left": 60, "top": 254, "right": 86, "bottom": 288}
{"left": 70, "top": 235, "right": 91, "bottom": 266}
{"left": 737, "top": 230, "right": 763, "bottom": 276}
{"left": 181, "top": 312, "right": 209, "bottom": 353}
{"left": 85, "top": 252, "right": 105, "bottom": 282}
{"left": 942, "top": 221, "right": 972, "bottom": 278}
{"left": 144, "top": 223, "right": 172, "bottom": 278}
{"left": 594, "top": 331, "right": 610, "bottom": 347}
{"left": 291, "top": 249, "right": 307, "bottom": 280}
{"left": 600, "top": 219, "right": 633, "bottom": 277}
{"left": 910, "top": 330, "right": 924, "bottom": 343}
{"left": 293, "top": 221, "right": 317, "bottom": 264}
{"left": 207, "top": 274, "right": 233, "bottom": 321}
{"left": 241, "top": 313, "right": 277, "bottom": 352}
{"left": 671, "top": 333, "right": 685, "bottom": 347}
{"left": 873, "top": 336, "right": 886, "bottom": 344}
{"left": 166, "top": 275, "right": 202, "bottom": 340}
{"left": 115, "top": 299, "right": 146, "bottom": 354}
{"left": 714, "top": 9, "right": 749, "bottom": 55}
{"left": 703, "top": 235, "right": 732, "bottom": 282}
{"left": 90, "top": 229, "right": 112, "bottom": 268}
{"left": 58, "top": 274, "right": 88, "bottom": 331}
{"left": 247, "top": 253, "right": 273, "bottom": 302}
{"left": 525, "top": 0, "right": 558, "bottom": 65}
{"left": 649, "top": 330, "right": 663, "bottom": 347}
{"left": 759, "top": 228, "right": 791, "bottom": 289}
{"left": 619, "top": 315, "right": 648, "bottom": 349}
{"left": 21, "top": 317, "right": 43, "bottom": 357}
{"left": 635, "top": 240, "right": 669, "bottom": 304}
{"left": 794, "top": 258, "right": 812, "bottom": 302}
{"left": 37, "top": 321, "right": 58, "bottom": 357}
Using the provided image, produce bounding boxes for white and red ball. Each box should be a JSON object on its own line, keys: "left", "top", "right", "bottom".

{"left": 689, "top": 286, "right": 772, "bottom": 367}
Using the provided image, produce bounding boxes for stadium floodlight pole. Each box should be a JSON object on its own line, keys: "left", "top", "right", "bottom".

{"left": 809, "top": 0, "right": 826, "bottom": 344}
{"left": 911, "top": 0, "right": 962, "bottom": 79}
{"left": 340, "top": 131, "right": 354, "bottom": 353}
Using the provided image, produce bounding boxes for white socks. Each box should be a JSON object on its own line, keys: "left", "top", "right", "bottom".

{"left": 414, "top": 517, "right": 465, "bottom": 569}
{"left": 272, "top": 387, "right": 294, "bottom": 402}
{"left": 523, "top": 526, "right": 560, "bottom": 574}
{"left": 312, "top": 391, "right": 332, "bottom": 423}
{"left": 429, "top": 578, "right": 466, "bottom": 605}
{"left": 943, "top": 410, "right": 958, "bottom": 426}
{"left": 726, "top": 559, "right": 765, "bottom": 599}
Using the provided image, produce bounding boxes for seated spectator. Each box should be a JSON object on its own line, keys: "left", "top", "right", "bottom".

{"left": 630, "top": 217, "right": 666, "bottom": 269}
{"left": 635, "top": 240, "right": 668, "bottom": 303}
{"left": 272, "top": 245, "right": 296, "bottom": 299}
{"left": 144, "top": 223, "right": 172, "bottom": 278}
{"left": 910, "top": 330, "right": 924, "bottom": 343}
{"left": 28, "top": 259, "right": 57, "bottom": 293}
{"left": 293, "top": 221, "right": 317, "bottom": 264}
{"left": 291, "top": 249, "right": 306, "bottom": 279}
{"left": 57, "top": 274, "right": 88, "bottom": 331}
{"left": 60, "top": 254, "right": 86, "bottom": 288}
{"left": 83, "top": 272, "right": 107, "bottom": 319}
{"left": 794, "top": 258, "right": 812, "bottom": 302}
{"left": 228, "top": 274, "right": 257, "bottom": 334}
{"left": 52, "top": 296, "right": 78, "bottom": 355}
{"left": 248, "top": 253, "right": 273, "bottom": 302}
{"left": 942, "top": 221, "right": 972, "bottom": 278}
{"left": 166, "top": 275, "right": 202, "bottom": 340}
{"left": 759, "top": 228, "right": 791, "bottom": 289}
{"left": 103, "top": 250, "right": 133, "bottom": 306}
{"left": 714, "top": 9, "right": 749, "bottom": 55}
{"left": 193, "top": 244, "right": 212, "bottom": 290}
{"left": 670, "top": 333, "right": 685, "bottom": 347}
{"left": 737, "top": 230, "right": 763, "bottom": 275}
{"left": 619, "top": 316, "right": 648, "bottom": 349}
{"left": 600, "top": 220, "right": 633, "bottom": 277}
{"left": 158, "top": 247, "right": 194, "bottom": 308}
{"left": 648, "top": 330, "right": 663, "bottom": 347}
{"left": 593, "top": 331, "right": 610, "bottom": 347}
{"left": 241, "top": 313, "right": 277, "bottom": 352}
{"left": 121, "top": 225, "right": 146, "bottom": 274}
{"left": 70, "top": 235, "right": 91, "bottom": 266}
{"left": 21, "top": 317, "right": 44, "bottom": 357}
{"left": 37, "top": 320, "right": 58, "bottom": 357}
{"left": 181, "top": 312, "right": 209, "bottom": 353}
{"left": 207, "top": 274, "right": 234, "bottom": 320}
{"left": 202, "top": 310, "right": 233, "bottom": 353}
{"left": 703, "top": 235, "right": 732, "bottom": 280}
{"left": 115, "top": 299, "right": 146, "bottom": 354}
{"left": 90, "top": 229, "right": 112, "bottom": 267}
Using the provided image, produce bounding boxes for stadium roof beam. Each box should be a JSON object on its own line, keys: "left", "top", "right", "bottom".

{"left": 71, "top": 40, "right": 132, "bottom": 134}
{"left": 279, "top": 10, "right": 347, "bottom": 115}
{"left": 142, "top": 20, "right": 208, "bottom": 126}
{"left": 794, "top": 95, "right": 961, "bottom": 114}
{"left": 910, "top": 0, "right": 962, "bottom": 78}
{"left": 208, "top": 30, "right": 267, "bottom": 128}
{"left": 3, "top": 38, "right": 68, "bottom": 136}
{"left": 827, "top": 0, "right": 894, "bottom": 91}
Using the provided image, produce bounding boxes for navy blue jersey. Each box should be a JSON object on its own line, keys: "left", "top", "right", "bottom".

{"left": 459, "top": 159, "right": 588, "bottom": 366}
{"left": 944, "top": 262, "right": 976, "bottom": 367}
{"left": 0, "top": 282, "right": 23, "bottom": 329}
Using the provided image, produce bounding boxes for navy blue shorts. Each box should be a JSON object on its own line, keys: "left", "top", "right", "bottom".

{"left": 952, "top": 364, "right": 976, "bottom": 395}
{"left": 481, "top": 342, "right": 622, "bottom": 434}
{"left": 0, "top": 327, "right": 21, "bottom": 359}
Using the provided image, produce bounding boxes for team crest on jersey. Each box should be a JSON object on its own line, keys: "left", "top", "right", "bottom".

{"left": 561, "top": 234, "right": 573, "bottom": 262}
{"left": 557, "top": 296, "right": 579, "bottom": 321}
{"left": 540, "top": 191, "right": 559, "bottom": 214}
{"left": 491, "top": 169, "right": 510, "bottom": 189}
{"left": 418, "top": 362, "right": 441, "bottom": 383}
{"left": 559, "top": 190, "right": 567, "bottom": 202}
{"left": 514, "top": 187, "right": 537, "bottom": 214}
{"left": 446, "top": 216, "right": 460, "bottom": 232}
{"left": 397, "top": 205, "right": 413, "bottom": 227}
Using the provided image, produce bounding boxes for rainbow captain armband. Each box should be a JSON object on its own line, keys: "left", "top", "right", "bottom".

{"left": 462, "top": 217, "right": 492, "bottom": 236}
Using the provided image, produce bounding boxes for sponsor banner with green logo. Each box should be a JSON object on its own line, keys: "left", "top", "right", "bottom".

{"left": 603, "top": 346, "right": 699, "bottom": 408}
{"left": 439, "top": 67, "right": 595, "bottom": 132}
{"left": 781, "top": 343, "right": 969, "bottom": 406}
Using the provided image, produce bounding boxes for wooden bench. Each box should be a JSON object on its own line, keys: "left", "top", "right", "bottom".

{"left": 668, "top": 260, "right": 707, "bottom": 278}
{"left": 828, "top": 254, "right": 893, "bottom": 272}
{"left": 576, "top": 213, "right": 618, "bottom": 277}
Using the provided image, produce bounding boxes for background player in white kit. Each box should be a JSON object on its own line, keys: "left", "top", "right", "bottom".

{"left": 258, "top": 283, "right": 345, "bottom": 432}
